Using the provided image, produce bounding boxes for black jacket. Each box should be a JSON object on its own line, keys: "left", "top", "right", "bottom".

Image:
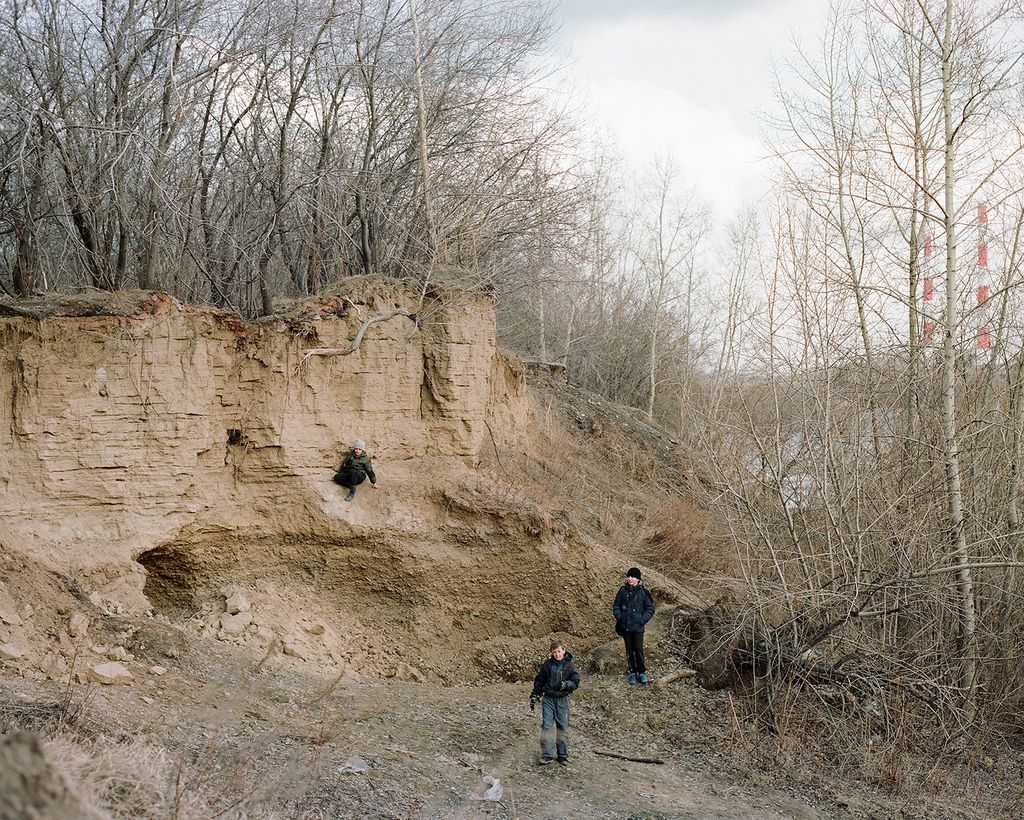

{"left": 531, "top": 653, "right": 580, "bottom": 699}
{"left": 338, "top": 449, "right": 376, "bottom": 484}
{"left": 613, "top": 583, "right": 655, "bottom": 633}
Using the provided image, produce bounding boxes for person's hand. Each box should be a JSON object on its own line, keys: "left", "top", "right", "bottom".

{"left": 530, "top": 694, "right": 539, "bottom": 711}
{"left": 559, "top": 681, "right": 567, "bottom": 691}
{"left": 372, "top": 483, "right": 380, "bottom": 489}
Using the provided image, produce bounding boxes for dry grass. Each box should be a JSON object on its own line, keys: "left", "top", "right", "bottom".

{"left": 638, "top": 496, "right": 736, "bottom": 578}
{"left": 502, "top": 386, "right": 685, "bottom": 560}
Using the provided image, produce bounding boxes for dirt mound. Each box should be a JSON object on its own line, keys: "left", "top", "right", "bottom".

{"left": 2, "top": 281, "right": 1016, "bottom": 818}
{"left": 134, "top": 483, "right": 609, "bottom": 683}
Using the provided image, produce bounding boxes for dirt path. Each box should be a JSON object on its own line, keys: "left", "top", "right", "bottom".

{"left": 2, "top": 639, "right": 864, "bottom": 819}
{"left": 3, "top": 627, "right": 1000, "bottom": 820}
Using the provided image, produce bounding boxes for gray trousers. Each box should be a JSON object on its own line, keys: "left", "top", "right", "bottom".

{"left": 540, "top": 695, "right": 570, "bottom": 761}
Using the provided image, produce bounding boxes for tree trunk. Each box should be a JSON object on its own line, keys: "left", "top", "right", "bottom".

{"left": 940, "top": 0, "right": 976, "bottom": 696}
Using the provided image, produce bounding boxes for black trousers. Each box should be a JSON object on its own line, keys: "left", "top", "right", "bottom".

{"left": 622, "top": 630, "right": 646, "bottom": 674}
{"left": 333, "top": 470, "right": 366, "bottom": 490}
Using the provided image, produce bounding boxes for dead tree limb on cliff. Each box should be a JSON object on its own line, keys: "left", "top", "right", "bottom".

{"left": 0, "top": 301, "right": 44, "bottom": 319}
{"left": 760, "top": 647, "right": 942, "bottom": 712}
{"left": 300, "top": 308, "right": 413, "bottom": 363}
{"left": 675, "top": 594, "right": 945, "bottom": 731}
{"left": 483, "top": 419, "right": 508, "bottom": 476}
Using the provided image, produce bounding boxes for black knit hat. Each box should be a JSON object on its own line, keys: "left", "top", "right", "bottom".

{"left": 626, "top": 567, "right": 642, "bottom": 580}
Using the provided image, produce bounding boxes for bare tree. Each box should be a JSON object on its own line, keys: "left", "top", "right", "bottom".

{"left": 635, "top": 158, "right": 710, "bottom": 420}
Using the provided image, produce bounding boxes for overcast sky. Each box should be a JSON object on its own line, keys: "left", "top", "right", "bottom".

{"left": 551, "top": 0, "right": 829, "bottom": 220}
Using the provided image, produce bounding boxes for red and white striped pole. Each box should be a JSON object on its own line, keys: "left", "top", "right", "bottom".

{"left": 923, "top": 233, "right": 935, "bottom": 346}
{"left": 977, "top": 203, "right": 991, "bottom": 352}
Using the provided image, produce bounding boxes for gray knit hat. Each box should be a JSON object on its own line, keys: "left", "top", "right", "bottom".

{"left": 354, "top": 439, "right": 366, "bottom": 450}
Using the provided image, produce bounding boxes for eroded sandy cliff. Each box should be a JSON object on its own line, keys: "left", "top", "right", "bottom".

{"left": 0, "top": 279, "right": 610, "bottom": 682}
{"left": 1, "top": 281, "right": 514, "bottom": 562}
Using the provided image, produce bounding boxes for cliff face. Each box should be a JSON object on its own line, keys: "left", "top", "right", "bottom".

{"left": 0, "top": 282, "right": 527, "bottom": 576}
{"left": 0, "top": 281, "right": 622, "bottom": 684}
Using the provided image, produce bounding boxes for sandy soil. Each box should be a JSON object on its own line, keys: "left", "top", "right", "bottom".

{"left": 2, "top": 623, "right": 1007, "bottom": 820}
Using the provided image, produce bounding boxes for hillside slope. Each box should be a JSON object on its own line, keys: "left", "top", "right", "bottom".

{"left": 0, "top": 280, "right": 687, "bottom": 687}
{"left": 0, "top": 281, "right": 1001, "bottom": 819}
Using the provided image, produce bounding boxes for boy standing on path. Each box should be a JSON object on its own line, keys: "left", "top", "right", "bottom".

{"left": 529, "top": 641, "right": 580, "bottom": 766}
{"left": 613, "top": 567, "right": 656, "bottom": 684}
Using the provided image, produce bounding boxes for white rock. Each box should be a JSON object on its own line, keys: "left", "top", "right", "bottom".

{"left": 149, "top": 665, "right": 167, "bottom": 676}
{"left": 219, "top": 611, "right": 252, "bottom": 636}
{"left": 302, "top": 621, "right": 326, "bottom": 636}
{"left": 0, "top": 642, "right": 26, "bottom": 660}
{"left": 224, "top": 591, "right": 251, "bottom": 615}
{"left": 393, "top": 662, "right": 425, "bottom": 682}
{"left": 88, "top": 592, "right": 103, "bottom": 607}
{"left": 89, "top": 661, "right": 133, "bottom": 685}
{"left": 140, "top": 696, "right": 155, "bottom": 704}
{"left": 336, "top": 755, "right": 369, "bottom": 774}
{"left": 69, "top": 612, "right": 89, "bottom": 638}
{"left": 107, "top": 646, "right": 129, "bottom": 661}
{"left": 0, "top": 605, "right": 22, "bottom": 627}
{"left": 282, "top": 639, "right": 311, "bottom": 660}
{"left": 472, "top": 776, "right": 503, "bottom": 802}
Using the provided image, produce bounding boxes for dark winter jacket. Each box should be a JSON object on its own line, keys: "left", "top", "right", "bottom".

{"left": 613, "top": 583, "right": 656, "bottom": 633}
{"left": 338, "top": 449, "right": 376, "bottom": 484}
{"left": 530, "top": 653, "right": 581, "bottom": 699}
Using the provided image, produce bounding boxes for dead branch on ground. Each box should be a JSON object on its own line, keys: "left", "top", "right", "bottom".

{"left": 655, "top": 668, "right": 697, "bottom": 687}
{"left": 594, "top": 750, "right": 665, "bottom": 764}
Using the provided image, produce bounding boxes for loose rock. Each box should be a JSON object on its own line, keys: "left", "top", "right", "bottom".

{"left": 0, "top": 731, "right": 100, "bottom": 819}
{"left": 0, "top": 643, "right": 26, "bottom": 661}
{"left": 69, "top": 612, "right": 89, "bottom": 638}
{"left": 282, "top": 638, "right": 311, "bottom": 660}
{"left": 89, "top": 661, "right": 133, "bottom": 685}
{"left": 0, "top": 605, "right": 22, "bottom": 627}
{"left": 393, "top": 662, "right": 425, "bottom": 682}
{"left": 219, "top": 611, "right": 252, "bottom": 636}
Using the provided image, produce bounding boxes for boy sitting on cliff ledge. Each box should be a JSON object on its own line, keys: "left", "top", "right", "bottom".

{"left": 332, "top": 439, "right": 380, "bottom": 501}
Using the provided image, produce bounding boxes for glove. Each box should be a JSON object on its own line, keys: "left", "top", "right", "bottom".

{"left": 530, "top": 694, "right": 539, "bottom": 711}
{"left": 559, "top": 681, "right": 567, "bottom": 691}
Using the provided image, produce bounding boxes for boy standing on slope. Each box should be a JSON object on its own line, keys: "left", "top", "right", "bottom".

{"left": 530, "top": 640, "right": 581, "bottom": 767}
{"left": 613, "top": 567, "right": 656, "bottom": 684}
